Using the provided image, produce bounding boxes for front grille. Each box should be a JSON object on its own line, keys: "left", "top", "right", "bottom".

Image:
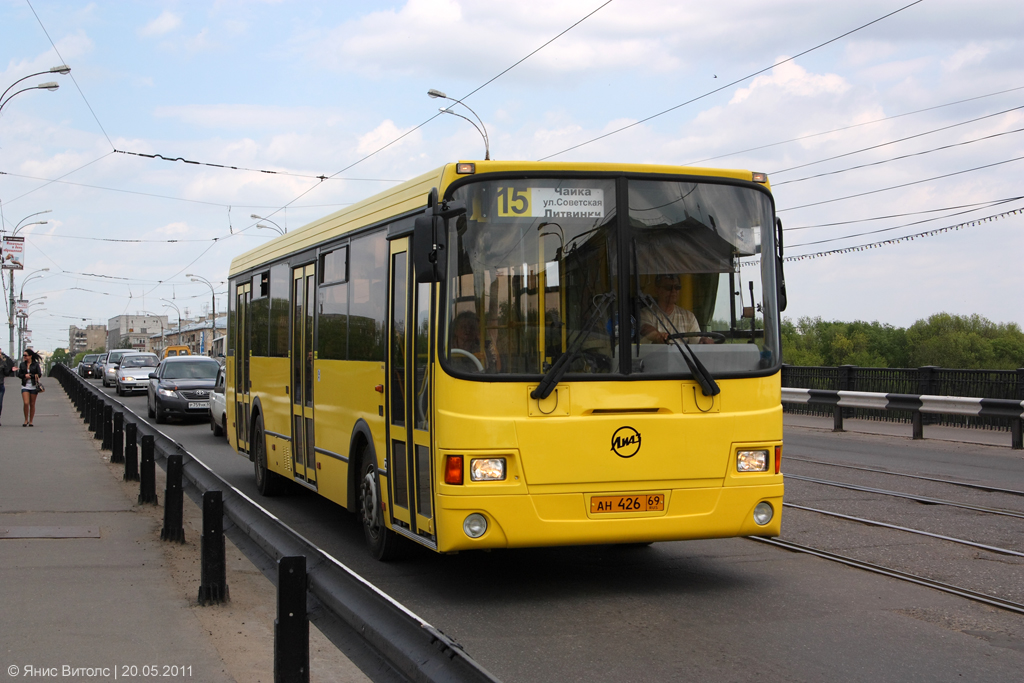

{"left": 180, "top": 389, "right": 211, "bottom": 400}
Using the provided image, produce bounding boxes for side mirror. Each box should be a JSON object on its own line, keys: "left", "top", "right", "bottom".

{"left": 414, "top": 213, "right": 446, "bottom": 283}
{"left": 148, "top": 372, "right": 158, "bottom": 379}
{"left": 214, "top": 385, "right": 225, "bottom": 395}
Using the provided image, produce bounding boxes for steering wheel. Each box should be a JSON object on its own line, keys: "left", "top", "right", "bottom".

{"left": 666, "top": 331, "right": 727, "bottom": 344}
{"left": 450, "top": 348, "right": 484, "bottom": 372}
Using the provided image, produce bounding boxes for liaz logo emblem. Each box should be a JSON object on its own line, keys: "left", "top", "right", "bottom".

{"left": 611, "top": 426, "right": 641, "bottom": 458}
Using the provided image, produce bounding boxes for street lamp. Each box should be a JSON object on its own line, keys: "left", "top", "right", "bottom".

{"left": 161, "top": 299, "right": 182, "bottom": 347}
{"left": 18, "top": 306, "right": 46, "bottom": 356}
{"left": 186, "top": 273, "right": 218, "bottom": 355}
{"left": 427, "top": 89, "right": 491, "bottom": 160}
{"left": 0, "top": 65, "right": 69, "bottom": 115}
{"left": 6, "top": 238, "right": 50, "bottom": 355}
{"left": 251, "top": 214, "right": 286, "bottom": 235}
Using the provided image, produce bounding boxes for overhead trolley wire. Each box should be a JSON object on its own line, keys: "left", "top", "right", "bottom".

{"left": 26, "top": 0, "right": 114, "bottom": 149}
{"left": 770, "top": 104, "right": 1024, "bottom": 177}
{"left": 786, "top": 196, "right": 1024, "bottom": 230}
{"left": 773, "top": 125, "right": 1024, "bottom": 186}
{"left": 777, "top": 154, "right": 1024, "bottom": 212}
{"left": 684, "top": 84, "right": 1024, "bottom": 166}
{"left": 538, "top": 0, "right": 926, "bottom": 160}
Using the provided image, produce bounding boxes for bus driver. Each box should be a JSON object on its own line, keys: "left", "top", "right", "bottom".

{"left": 639, "top": 274, "right": 713, "bottom": 344}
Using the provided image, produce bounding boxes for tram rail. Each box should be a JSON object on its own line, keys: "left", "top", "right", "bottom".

{"left": 784, "top": 474, "right": 1024, "bottom": 519}
{"left": 785, "top": 456, "right": 1024, "bottom": 497}
{"left": 749, "top": 537, "right": 1024, "bottom": 616}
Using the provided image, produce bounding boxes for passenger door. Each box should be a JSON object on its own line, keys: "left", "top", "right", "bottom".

{"left": 234, "top": 281, "right": 251, "bottom": 451}
{"left": 386, "top": 237, "right": 435, "bottom": 540}
{"left": 290, "top": 263, "right": 316, "bottom": 485}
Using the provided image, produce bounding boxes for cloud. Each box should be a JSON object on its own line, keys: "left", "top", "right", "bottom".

{"left": 356, "top": 120, "right": 420, "bottom": 156}
{"left": 139, "top": 11, "right": 183, "bottom": 37}
{"left": 942, "top": 43, "right": 991, "bottom": 73}
{"left": 730, "top": 59, "right": 849, "bottom": 105}
{"left": 153, "top": 104, "right": 341, "bottom": 130}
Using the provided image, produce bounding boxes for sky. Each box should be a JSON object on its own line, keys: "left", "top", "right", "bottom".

{"left": 1, "top": 0, "right": 1022, "bottom": 353}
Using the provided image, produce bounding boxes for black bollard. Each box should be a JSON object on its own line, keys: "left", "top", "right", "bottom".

{"left": 101, "top": 404, "right": 113, "bottom": 449}
{"left": 88, "top": 395, "right": 98, "bottom": 432}
{"left": 138, "top": 435, "right": 156, "bottom": 503}
{"left": 124, "top": 423, "right": 140, "bottom": 482}
{"left": 274, "top": 556, "right": 309, "bottom": 683}
{"left": 160, "top": 453, "right": 185, "bottom": 543}
{"left": 111, "top": 412, "right": 124, "bottom": 464}
{"left": 197, "top": 491, "right": 229, "bottom": 605}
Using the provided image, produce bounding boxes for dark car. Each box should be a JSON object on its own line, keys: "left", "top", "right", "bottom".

{"left": 147, "top": 356, "right": 220, "bottom": 424}
{"left": 90, "top": 353, "right": 108, "bottom": 380}
{"left": 78, "top": 354, "right": 100, "bottom": 378}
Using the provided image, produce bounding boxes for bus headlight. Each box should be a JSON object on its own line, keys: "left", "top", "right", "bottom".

{"left": 753, "top": 502, "right": 774, "bottom": 526}
{"left": 737, "top": 449, "right": 769, "bottom": 472}
{"left": 470, "top": 458, "right": 506, "bottom": 481}
{"left": 463, "top": 513, "right": 488, "bottom": 538}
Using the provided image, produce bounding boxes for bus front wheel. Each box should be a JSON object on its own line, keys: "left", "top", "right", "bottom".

{"left": 359, "top": 448, "right": 403, "bottom": 561}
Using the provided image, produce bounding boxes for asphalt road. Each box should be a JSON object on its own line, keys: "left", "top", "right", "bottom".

{"left": 96, "top": 381, "right": 1024, "bottom": 682}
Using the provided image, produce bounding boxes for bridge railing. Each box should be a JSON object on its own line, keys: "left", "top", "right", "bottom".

{"left": 782, "top": 365, "right": 1024, "bottom": 434}
{"left": 782, "top": 384, "right": 1024, "bottom": 449}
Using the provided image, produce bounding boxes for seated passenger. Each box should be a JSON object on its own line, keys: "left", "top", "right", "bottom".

{"left": 639, "top": 274, "right": 712, "bottom": 344}
{"left": 450, "top": 311, "right": 487, "bottom": 372}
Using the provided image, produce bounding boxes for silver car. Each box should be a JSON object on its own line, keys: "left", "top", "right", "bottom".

{"left": 101, "top": 349, "right": 136, "bottom": 387}
{"left": 209, "top": 364, "right": 228, "bottom": 439}
{"left": 115, "top": 352, "right": 160, "bottom": 396}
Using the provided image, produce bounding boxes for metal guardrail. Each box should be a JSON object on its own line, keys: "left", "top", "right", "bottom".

{"left": 51, "top": 364, "right": 501, "bottom": 683}
{"left": 782, "top": 386, "right": 1024, "bottom": 449}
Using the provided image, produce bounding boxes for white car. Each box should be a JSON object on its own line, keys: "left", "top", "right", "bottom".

{"left": 115, "top": 352, "right": 161, "bottom": 396}
{"left": 209, "top": 364, "right": 228, "bottom": 439}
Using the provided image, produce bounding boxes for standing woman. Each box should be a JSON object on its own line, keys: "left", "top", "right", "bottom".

{"left": 18, "top": 348, "right": 43, "bottom": 427}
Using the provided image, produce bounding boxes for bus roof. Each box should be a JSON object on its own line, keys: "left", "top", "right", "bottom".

{"left": 229, "top": 161, "right": 762, "bottom": 277}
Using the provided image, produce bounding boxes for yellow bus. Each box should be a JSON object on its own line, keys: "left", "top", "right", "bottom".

{"left": 227, "top": 161, "right": 786, "bottom": 560}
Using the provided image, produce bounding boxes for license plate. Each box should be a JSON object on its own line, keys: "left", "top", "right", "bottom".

{"left": 188, "top": 401, "right": 210, "bottom": 409}
{"left": 590, "top": 493, "right": 665, "bottom": 514}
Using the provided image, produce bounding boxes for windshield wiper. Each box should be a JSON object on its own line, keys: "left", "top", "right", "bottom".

{"left": 637, "top": 294, "right": 720, "bottom": 397}
{"left": 531, "top": 291, "right": 616, "bottom": 400}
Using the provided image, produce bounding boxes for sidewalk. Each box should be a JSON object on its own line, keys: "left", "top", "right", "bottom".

{"left": 0, "top": 383, "right": 367, "bottom": 682}
{"left": 784, "top": 412, "right": 1017, "bottom": 449}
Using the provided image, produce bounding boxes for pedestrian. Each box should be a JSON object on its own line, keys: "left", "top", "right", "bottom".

{"left": 0, "top": 350, "right": 15, "bottom": 427}
{"left": 17, "top": 348, "right": 43, "bottom": 427}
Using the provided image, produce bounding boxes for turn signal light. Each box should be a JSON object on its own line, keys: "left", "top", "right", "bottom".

{"left": 445, "top": 455, "right": 464, "bottom": 485}
{"left": 775, "top": 445, "right": 782, "bottom": 474}
{"left": 456, "top": 162, "right": 476, "bottom": 174}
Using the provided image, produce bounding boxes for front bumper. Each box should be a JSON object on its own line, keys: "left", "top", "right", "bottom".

{"left": 432, "top": 483, "right": 784, "bottom": 552}
{"left": 155, "top": 394, "right": 212, "bottom": 418}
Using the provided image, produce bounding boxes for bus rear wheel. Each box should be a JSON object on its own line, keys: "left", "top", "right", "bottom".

{"left": 358, "top": 447, "right": 403, "bottom": 561}
{"left": 253, "top": 419, "right": 286, "bottom": 496}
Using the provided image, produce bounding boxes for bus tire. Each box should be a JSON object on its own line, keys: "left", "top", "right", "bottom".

{"left": 253, "top": 418, "right": 286, "bottom": 496}
{"left": 358, "top": 446, "right": 403, "bottom": 561}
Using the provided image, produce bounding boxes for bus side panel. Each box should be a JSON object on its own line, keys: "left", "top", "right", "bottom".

{"left": 313, "top": 359, "right": 386, "bottom": 507}
{"left": 251, "top": 356, "right": 291, "bottom": 475}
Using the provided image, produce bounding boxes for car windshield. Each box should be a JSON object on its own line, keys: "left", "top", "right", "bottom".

{"left": 83, "top": 355, "right": 97, "bottom": 363}
{"left": 444, "top": 176, "right": 780, "bottom": 379}
{"left": 108, "top": 352, "right": 127, "bottom": 363}
{"left": 123, "top": 355, "right": 158, "bottom": 368}
{"left": 163, "top": 361, "right": 219, "bottom": 380}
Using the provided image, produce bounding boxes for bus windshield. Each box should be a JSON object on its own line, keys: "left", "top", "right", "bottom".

{"left": 444, "top": 176, "right": 779, "bottom": 379}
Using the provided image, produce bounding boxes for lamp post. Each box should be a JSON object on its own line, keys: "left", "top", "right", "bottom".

{"left": 161, "top": 299, "right": 182, "bottom": 347}
{"left": 18, "top": 305, "right": 46, "bottom": 356}
{"left": 186, "top": 274, "right": 217, "bottom": 355}
{"left": 5, "top": 202, "right": 50, "bottom": 351}
{"left": 0, "top": 65, "right": 69, "bottom": 115}
{"left": 250, "top": 214, "right": 286, "bottom": 235}
{"left": 427, "top": 89, "right": 491, "bottom": 160}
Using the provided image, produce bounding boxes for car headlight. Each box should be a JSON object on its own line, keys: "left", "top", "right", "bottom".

{"left": 470, "top": 458, "right": 506, "bottom": 481}
{"left": 158, "top": 388, "right": 177, "bottom": 398}
{"left": 737, "top": 449, "right": 769, "bottom": 472}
